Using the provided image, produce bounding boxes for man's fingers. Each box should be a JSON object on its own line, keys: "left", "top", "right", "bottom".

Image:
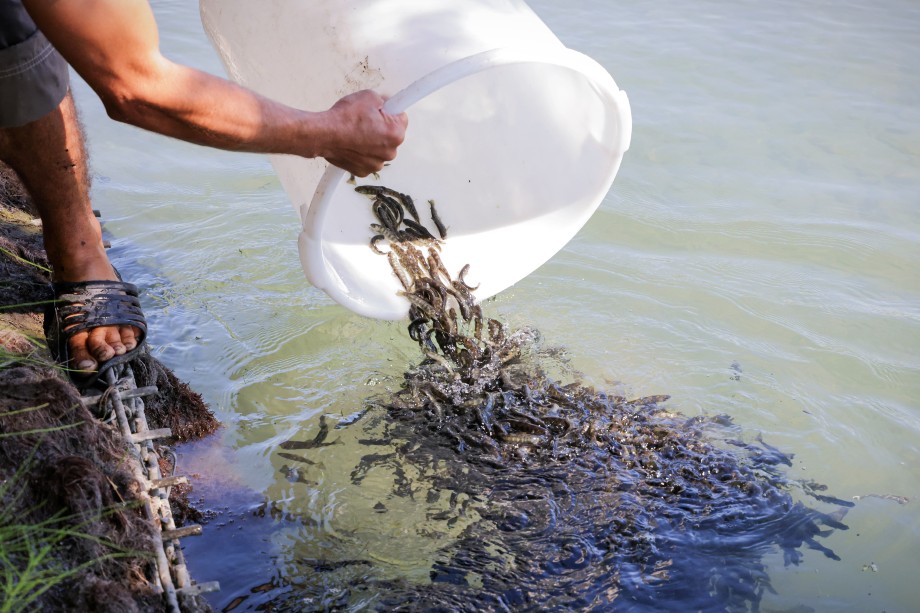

{"left": 334, "top": 162, "right": 379, "bottom": 179}
{"left": 327, "top": 152, "right": 390, "bottom": 178}
{"left": 320, "top": 88, "right": 408, "bottom": 176}
{"left": 387, "top": 109, "right": 409, "bottom": 130}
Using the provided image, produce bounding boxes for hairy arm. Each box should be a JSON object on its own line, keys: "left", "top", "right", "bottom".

{"left": 23, "top": 0, "right": 406, "bottom": 175}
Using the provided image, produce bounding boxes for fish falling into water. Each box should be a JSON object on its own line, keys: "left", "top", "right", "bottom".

{"left": 271, "top": 183, "right": 853, "bottom": 612}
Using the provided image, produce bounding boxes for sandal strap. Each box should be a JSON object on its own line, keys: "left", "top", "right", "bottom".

{"left": 51, "top": 279, "right": 148, "bottom": 340}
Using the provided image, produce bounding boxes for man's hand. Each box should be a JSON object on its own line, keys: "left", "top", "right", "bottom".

{"left": 312, "top": 90, "right": 408, "bottom": 177}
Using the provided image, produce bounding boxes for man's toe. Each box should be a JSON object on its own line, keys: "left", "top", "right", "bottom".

{"left": 67, "top": 330, "right": 97, "bottom": 372}
{"left": 86, "top": 327, "right": 117, "bottom": 363}
{"left": 120, "top": 325, "right": 139, "bottom": 351}
{"left": 106, "top": 326, "right": 127, "bottom": 355}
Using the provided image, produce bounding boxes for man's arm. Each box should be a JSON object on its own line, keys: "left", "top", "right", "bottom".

{"left": 23, "top": 0, "right": 407, "bottom": 176}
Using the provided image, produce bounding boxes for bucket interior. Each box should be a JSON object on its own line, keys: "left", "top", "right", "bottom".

{"left": 303, "top": 58, "right": 629, "bottom": 319}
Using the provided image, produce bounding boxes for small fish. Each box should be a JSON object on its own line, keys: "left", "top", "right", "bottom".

{"left": 277, "top": 452, "right": 317, "bottom": 465}
{"left": 402, "top": 218, "right": 438, "bottom": 241}
{"left": 355, "top": 185, "right": 419, "bottom": 223}
{"left": 426, "top": 250, "right": 451, "bottom": 284}
{"left": 279, "top": 415, "right": 336, "bottom": 450}
{"left": 499, "top": 432, "right": 547, "bottom": 447}
{"left": 355, "top": 185, "right": 384, "bottom": 197}
{"left": 408, "top": 317, "right": 429, "bottom": 342}
{"left": 398, "top": 191, "right": 420, "bottom": 224}
{"left": 278, "top": 438, "right": 339, "bottom": 450}
{"left": 372, "top": 198, "right": 402, "bottom": 231}
{"left": 400, "top": 291, "right": 440, "bottom": 320}
{"left": 624, "top": 394, "right": 671, "bottom": 407}
{"left": 367, "top": 234, "right": 387, "bottom": 255}
{"left": 370, "top": 223, "right": 402, "bottom": 245}
{"left": 457, "top": 264, "right": 479, "bottom": 290}
{"left": 488, "top": 318, "right": 505, "bottom": 343}
{"left": 428, "top": 199, "right": 448, "bottom": 239}
{"left": 388, "top": 251, "right": 414, "bottom": 291}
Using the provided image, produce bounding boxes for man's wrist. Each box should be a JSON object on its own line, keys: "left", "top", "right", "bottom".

{"left": 288, "top": 109, "right": 332, "bottom": 160}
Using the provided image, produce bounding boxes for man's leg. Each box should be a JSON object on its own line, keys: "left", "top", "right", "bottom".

{"left": 0, "top": 91, "right": 139, "bottom": 372}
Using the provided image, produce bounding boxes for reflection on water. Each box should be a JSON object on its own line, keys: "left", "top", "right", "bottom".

{"left": 68, "top": 0, "right": 920, "bottom": 611}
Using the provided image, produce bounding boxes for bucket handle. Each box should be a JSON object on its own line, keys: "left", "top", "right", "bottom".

{"left": 300, "top": 45, "right": 631, "bottom": 318}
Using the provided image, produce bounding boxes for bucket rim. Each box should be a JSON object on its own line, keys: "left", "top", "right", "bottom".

{"left": 299, "top": 45, "right": 632, "bottom": 319}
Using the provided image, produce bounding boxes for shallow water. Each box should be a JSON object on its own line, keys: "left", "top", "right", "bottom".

{"left": 70, "top": 0, "right": 919, "bottom": 610}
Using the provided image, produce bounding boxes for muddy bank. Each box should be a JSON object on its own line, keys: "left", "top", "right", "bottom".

{"left": 0, "top": 164, "right": 220, "bottom": 611}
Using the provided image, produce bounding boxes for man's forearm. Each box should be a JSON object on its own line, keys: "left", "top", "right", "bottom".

{"left": 104, "top": 60, "right": 324, "bottom": 158}
{"left": 24, "top": 0, "right": 405, "bottom": 176}
{"left": 109, "top": 61, "right": 404, "bottom": 176}
{"left": 105, "top": 59, "right": 405, "bottom": 175}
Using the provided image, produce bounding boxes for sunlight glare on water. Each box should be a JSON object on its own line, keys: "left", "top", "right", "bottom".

{"left": 69, "top": 0, "right": 919, "bottom": 610}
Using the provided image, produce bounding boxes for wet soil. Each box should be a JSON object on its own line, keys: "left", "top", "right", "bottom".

{"left": 0, "top": 163, "right": 220, "bottom": 611}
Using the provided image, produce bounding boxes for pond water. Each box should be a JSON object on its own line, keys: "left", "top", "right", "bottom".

{"left": 70, "top": 0, "right": 919, "bottom": 610}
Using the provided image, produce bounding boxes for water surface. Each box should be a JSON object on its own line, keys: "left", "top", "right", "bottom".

{"left": 71, "top": 0, "right": 919, "bottom": 610}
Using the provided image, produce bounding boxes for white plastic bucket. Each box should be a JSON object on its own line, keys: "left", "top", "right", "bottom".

{"left": 200, "top": 0, "right": 631, "bottom": 320}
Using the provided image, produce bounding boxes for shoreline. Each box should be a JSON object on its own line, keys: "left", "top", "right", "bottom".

{"left": 0, "top": 163, "right": 220, "bottom": 612}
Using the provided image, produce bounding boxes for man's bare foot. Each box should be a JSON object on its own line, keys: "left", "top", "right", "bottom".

{"left": 66, "top": 320, "right": 140, "bottom": 373}
{"left": 53, "top": 258, "right": 143, "bottom": 374}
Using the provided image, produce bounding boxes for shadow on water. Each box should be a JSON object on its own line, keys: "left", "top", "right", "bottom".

{"left": 220, "top": 320, "right": 851, "bottom": 613}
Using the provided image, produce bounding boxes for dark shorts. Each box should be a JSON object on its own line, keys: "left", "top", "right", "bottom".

{"left": 0, "top": 0, "right": 69, "bottom": 127}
